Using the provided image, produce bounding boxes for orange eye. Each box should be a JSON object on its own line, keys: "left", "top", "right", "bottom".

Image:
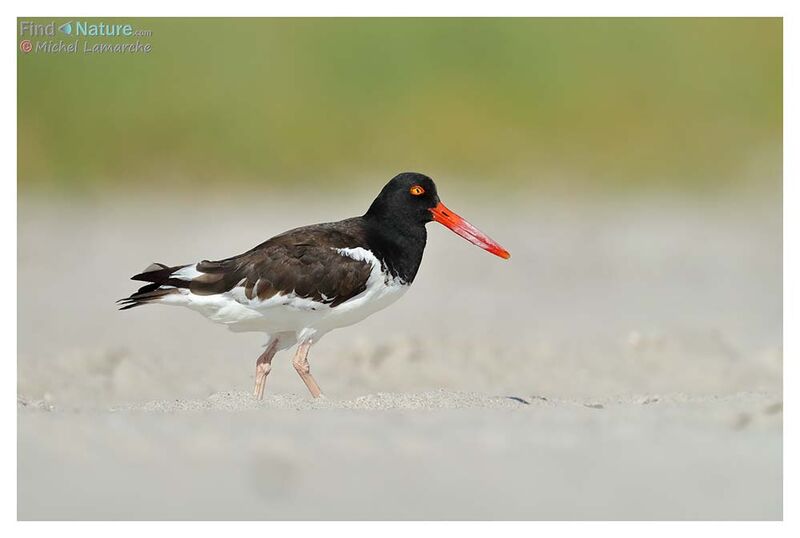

{"left": 410, "top": 185, "right": 425, "bottom": 196}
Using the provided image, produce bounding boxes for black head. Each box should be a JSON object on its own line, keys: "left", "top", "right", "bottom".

{"left": 365, "top": 172, "right": 440, "bottom": 225}
{"left": 364, "top": 172, "right": 510, "bottom": 262}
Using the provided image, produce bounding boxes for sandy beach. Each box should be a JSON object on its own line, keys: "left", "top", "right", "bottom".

{"left": 17, "top": 191, "right": 782, "bottom": 520}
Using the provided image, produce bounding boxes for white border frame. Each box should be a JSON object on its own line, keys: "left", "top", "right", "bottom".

{"left": 4, "top": 2, "right": 792, "bottom": 535}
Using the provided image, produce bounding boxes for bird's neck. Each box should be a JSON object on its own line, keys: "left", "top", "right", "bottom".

{"left": 362, "top": 214, "right": 427, "bottom": 284}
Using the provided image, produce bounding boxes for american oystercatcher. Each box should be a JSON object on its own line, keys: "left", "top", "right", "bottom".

{"left": 118, "top": 172, "right": 510, "bottom": 399}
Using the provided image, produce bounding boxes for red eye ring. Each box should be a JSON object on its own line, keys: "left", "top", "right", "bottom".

{"left": 410, "top": 185, "right": 425, "bottom": 196}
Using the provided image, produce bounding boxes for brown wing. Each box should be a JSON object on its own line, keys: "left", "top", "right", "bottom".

{"left": 119, "top": 219, "right": 375, "bottom": 310}
{"left": 189, "top": 219, "right": 374, "bottom": 307}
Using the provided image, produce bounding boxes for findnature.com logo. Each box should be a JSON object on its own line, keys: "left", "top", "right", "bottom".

{"left": 18, "top": 20, "right": 153, "bottom": 54}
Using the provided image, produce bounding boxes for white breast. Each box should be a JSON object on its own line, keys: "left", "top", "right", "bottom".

{"left": 316, "top": 247, "right": 409, "bottom": 332}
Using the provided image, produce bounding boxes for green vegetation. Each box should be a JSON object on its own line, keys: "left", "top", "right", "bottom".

{"left": 18, "top": 18, "right": 781, "bottom": 193}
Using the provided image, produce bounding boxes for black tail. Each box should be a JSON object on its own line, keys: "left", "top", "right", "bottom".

{"left": 117, "top": 262, "right": 188, "bottom": 310}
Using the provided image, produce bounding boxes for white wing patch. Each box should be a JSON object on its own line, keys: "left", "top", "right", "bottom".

{"left": 335, "top": 247, "right": 374, "bottom": 264}
{"left": 171, "top": 264, "right": 203, "bottom": 281}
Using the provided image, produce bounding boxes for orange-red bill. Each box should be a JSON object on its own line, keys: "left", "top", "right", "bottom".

{"left": 429, "top": 202, "right": 511, "bottom": 260}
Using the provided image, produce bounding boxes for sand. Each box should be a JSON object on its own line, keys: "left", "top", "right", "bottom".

{"left": 17, "top": 191, "right": 782, "bottom": 520}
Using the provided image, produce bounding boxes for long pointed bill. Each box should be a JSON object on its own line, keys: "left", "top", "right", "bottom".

{"left": 429, "top": 202, "right": 510, "bottom": 260}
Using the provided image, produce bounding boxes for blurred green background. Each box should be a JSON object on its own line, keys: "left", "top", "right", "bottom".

{"left": 18, "top": 18, "right": 782, "bottom": 194}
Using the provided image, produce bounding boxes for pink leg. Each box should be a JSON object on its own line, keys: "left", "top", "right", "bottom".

{"left": 292, "top": 340, "right": 324, "bottom": 398}
{"left": 253, "top": 339, "right": 279, "bottom": 400}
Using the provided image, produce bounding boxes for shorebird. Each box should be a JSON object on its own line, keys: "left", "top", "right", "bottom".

{"left": 118, "top": 172, "right": 510, "bottom": 399}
